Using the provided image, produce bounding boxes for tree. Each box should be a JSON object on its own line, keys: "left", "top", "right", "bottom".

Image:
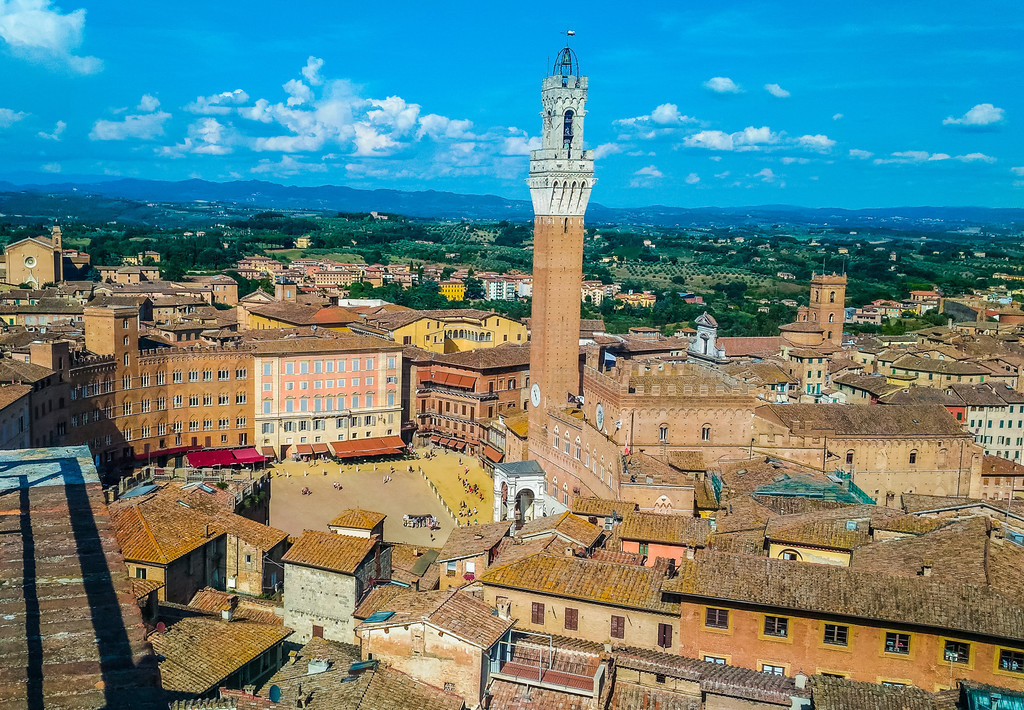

{"left": 464, "top": 276, "right": 485, "bottom": 300}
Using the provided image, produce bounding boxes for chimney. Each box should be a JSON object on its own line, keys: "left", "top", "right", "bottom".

{"left": 289, "top": 650, "right": 298, "bottom": 665}
{"left": 920, "top": 558, "right": 933, "bottom": 576}
{"left": 204, "top": 523, "right": 211, "bottom": 538}
{"left": 221, "top": 595, "right": 239, "bottom": 621}
{"left": 794, "top": 672, "right": 808, "bottom": 689}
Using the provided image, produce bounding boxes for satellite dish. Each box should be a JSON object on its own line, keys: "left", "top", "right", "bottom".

{"left": 268, "top": 685, "right": 282, "bottom": 702}
{"left": 155, "top": 622, "right": 166, "bottom": 633}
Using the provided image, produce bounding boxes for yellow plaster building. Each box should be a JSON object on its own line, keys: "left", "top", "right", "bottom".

{"left": 439, "top": 280, "right": 466, "bottom": 301}
{"left": 350, "top": 308, "right": 527, "bottom": 354}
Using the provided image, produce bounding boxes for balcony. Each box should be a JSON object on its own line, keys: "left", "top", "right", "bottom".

{"left": 488, "top": 635, "right": 605, "bottom": 699}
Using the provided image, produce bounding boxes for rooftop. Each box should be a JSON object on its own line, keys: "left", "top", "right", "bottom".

{"left": 282, "top": 530, "right": 378, "bottom": 575}
{"left": 479, "top": 553, "right": 679, "bottom": 615}
{"left": 665, "top": 552, "right": 1024, "bottom": 642}
{"left": 0, "top": 446, "right": 161, "bottom": 708}
{"left": 756, "top": 402, "right": 966, "bottom": 437}
{"left": 618, "top": 512, "right": 712, "bottom": 547}
{"left": 357, "top": 589, "right": 513, "bottom": 649}
{"left": 436, "top": 519, "right": 513, "bottom": 563}
{"left": 150, "top": 615, "right": 291, "bottom": 695}
{"left": 328, "top": 508, "right": 388, "bottom": 530}
{"left": 517, "top": 511, "right": 604, "bottom": 549}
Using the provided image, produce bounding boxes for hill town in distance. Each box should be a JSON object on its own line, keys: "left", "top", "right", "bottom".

{"left": 2, "top": 17, "right": 1024, "bottom": 710}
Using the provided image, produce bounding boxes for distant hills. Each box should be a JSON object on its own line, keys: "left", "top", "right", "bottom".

{"left": 1, "top": 176, "right": 1022, "bottom": 229}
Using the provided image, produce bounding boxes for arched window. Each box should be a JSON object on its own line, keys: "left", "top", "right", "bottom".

{"left": 909, "top": 449, "right": 918, "bottom": 465}
{"left": 659, "top": 424, "right": 668, "bottom": 443}
{"left": 701, "top": 424, "right": 711, "bottom": 442}
{"left": 574, "top": 436, "right": 581, "bottom": 460}
{"left": 814, "top": 290, "right": 819, "bottom": 303}
{"left": 829, "top": 291, "right": 836, "bottom": 303}
{"left": 563, "top": 110, "right": 574, "bottom": 149}
{"left": 828, "top": 313, "right": 835, "bottom": 323}
{"left": 779, "top": 549, "right": 802, "bottom": 561}
{"left": 553, "top": 427, "right": 560, "bottom": 450}
{"left": 845, "top": 450, "right": 854, "bottom": 466}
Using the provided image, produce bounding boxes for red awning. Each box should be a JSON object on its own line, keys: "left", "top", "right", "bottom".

{"left": 232, "top": 447, "right": 266, "bottom": 464}
{"left": 294, "top": 444, "right": 314, "bottom": 456}
{"left": 187, "top": 450, "right": 236, "bottom": 467}
{"left": 482, "top": 445, "right": 504, "bottom": 463}
{"left": 329, "top": 435, "right": 407, "bottom": 459}
{"left": 311, "top": 443, "right": 331, "bottom": 455}
{"left": 260, "top": 446, "right": 278, "bottom": 460}
{"left": 439, "top": 438, "right": 451, "bottom": 446}
{"left": 456, "top": 441, "right": 467, "bottom": 451}
{"left": 430, "top": 435, "right": 441, "bottom": 444}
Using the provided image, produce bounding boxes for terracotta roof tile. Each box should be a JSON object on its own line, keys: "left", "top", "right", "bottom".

{"left": 111, "top": 496, "right": 224, "bottom": 565}
{"left": 480, "top": 553, "right": 679, "bottom": 615}
{"left": 757, "top": 402, "right": 966, "bottom": 436}
{"left": 618, "top": 512, "right": 712, "bottom": 547}
{"left": 359, "top": 589, "right": 514, "bottom": 649}
{"left": 809, "top": 675, "right": 955, "bottom": 710}
{"left": 282, "top": 530, "right": 377, "bottom": 575}
{"left": 437, "top": 519, "right": 512, "bottom": 563}
{"left": 517, "top": 512, "right": 604, "bottom": 549}
{"left": 187, "top": 587, "right": 283, "bottom": 625}
{"left": 329, "top": 508, "right": 387, "bottom": 530}
{"left": 150, "top": 616, "right": 291, "bottom": 694}
{"left": 666, "top": 552, "right": 1024, "bottom": 641}
{"left": 571, "top": 497, "right": 633, "bottom": 518}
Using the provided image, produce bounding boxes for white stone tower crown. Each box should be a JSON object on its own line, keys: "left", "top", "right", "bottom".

{"left": 527, "top": 46, "right": 596, "bottom": 217}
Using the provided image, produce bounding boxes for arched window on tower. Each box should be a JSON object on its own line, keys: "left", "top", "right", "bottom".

{"left": 563, "top": 110, "right": 574, "bottom": 149}
{"left": 659, "top": 424, "right": 668, "bottom": 443}
{"left": 701, "top": 424, "right": 711, "bottom": 442}
{"left": 829, "top": 291, "right": 836, "bottom": 303}
{"left": 828, "top": 313, "right": 835, "bottom": 323}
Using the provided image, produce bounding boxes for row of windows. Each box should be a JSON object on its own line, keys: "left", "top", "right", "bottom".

{"left": 260, "top": 415, "right": 384, "bottom": 433}
{"left": 530, "top": 601, "right": 673, "bottom": 648}
{"left": 704, "top": 608, "right": 1024, "bottom": 674}
{"left": 262, "top": 392, "right": 396, "bottom": 413}
{"left": 971, "top": 420, "right": 1024, "bottom": 429}
{"left": 122, "top": 418, "right": 247, "bottom": 440}
{"left": 266, "top": 376, "right": 397, "bottom": 392}
{"left": 264, "top": 357, "right": 394, "bottom": 377}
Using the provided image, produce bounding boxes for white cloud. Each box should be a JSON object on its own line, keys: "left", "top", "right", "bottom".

{"left": 765, "top": 83, "right": 790, "bottom": 98}
{"left": 957, "top": 152, "right": 996, "bottom": 163}
{"left": 0, "top": 107, "right": 28, "bottom": 127}
{"left": 352, "top": 122, "right": 400, "bottom": 156}
{"left": 366, "top": 96, "right": 421, "bottom": 136}
{"left": 650, "top": 103, "right": 695, "bottom": 125}
{"left": 943, "top": 103, "right": 1005, "bottom": 127}
{"left": 137, "top": 94, "right": 160, "bottom": 112}
{"left": 848, "top": 148, "right": 873, "bottom": 159}
{"left": 593, "top": 143, "right": 621, "bottom": 159}
{"left": 40, "top": 161, "right": 60, "bottom": 172}
{"left": 704, "top": 76, "right": 741, "bottom": 94}
{"left": 0, "top": 0, "right": 101, "bottom": 73}
{"left": 754, "top": 168, "right": 777, "bottom": 182}
{"left": 90, "top": 108, "right": 171, "bottom": 141}
{"left": 683, "top": 125, "right": 778, "bottom": 151}
{"left": 797, "top": 134, "right": 835, "bottom": 151}
{"left": 301, "top": 56, "right": 324, "bottom": 86}
{"left": 161, "top": 117, "right": 234, "bottom": 157}
{"left": 1012, "top": 167, "right": 1024, "bottom": 176}
{"left": 714, "top": 171, "right": 730, "bottom": 178}
{"left": 873, "top": 150, "right": 996, "bottom": 165}
{"left": 630, "top": 164, "right": 663, "bottom": 188}
{"left": 251, "top": 154, "right": 326, "bottom": 176}
{"left": 284, "top": 79, "right": 314, "bottom": 106}
{"left": 781, "top": 157, "right": 810, "bottom": 165}
{"left": 500, "top": 132, "right": 541, "bottom": 155}
{"left": 832, "top": 113, "right": 844, "bottom": 121}
{"left": 685, "top": 172, "right": 700, "bottom": 184}
{"left": 37, "top": 119, "right": 65, "bottom": 139}
{"left": 416, "top": 113, "right": 473, "bottom": 140}
{"left": 186, "top": 89, "right": 250, "bottom": 115}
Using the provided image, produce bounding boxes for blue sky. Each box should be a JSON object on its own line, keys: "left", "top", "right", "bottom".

{"left": 0, "top": 0, "right": 1022, "bottom": 208}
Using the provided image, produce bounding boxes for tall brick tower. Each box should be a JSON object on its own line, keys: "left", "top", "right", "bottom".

{"left": 807, "top": 272, "right": 847, "bottom": 346}
{"left": 527, "top": 43, "right": 595, "bottom": 458}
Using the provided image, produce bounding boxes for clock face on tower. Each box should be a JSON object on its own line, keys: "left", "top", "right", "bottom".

{"left": 530, "top": 383, "right": 541, "bottom": 408}
{"left": 595, "top": 403, "right": 605, "bottom": 431}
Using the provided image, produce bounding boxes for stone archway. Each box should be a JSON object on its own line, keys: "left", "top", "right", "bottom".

{"left": 515, "top": 488, "right": 535, "bottom": 524}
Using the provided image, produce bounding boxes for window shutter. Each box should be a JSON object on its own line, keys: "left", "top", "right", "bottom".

{"left": 531, "top": 602, "right": 545, "bottom": 625}
{"left": 658, "top": 623, "right": 672, "bottom": 648}
{"left": 565, "top": 608, "right": 578, "bottom": 631}
{"left": 611, "top": 615, "right": 625, "bottom": 639}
